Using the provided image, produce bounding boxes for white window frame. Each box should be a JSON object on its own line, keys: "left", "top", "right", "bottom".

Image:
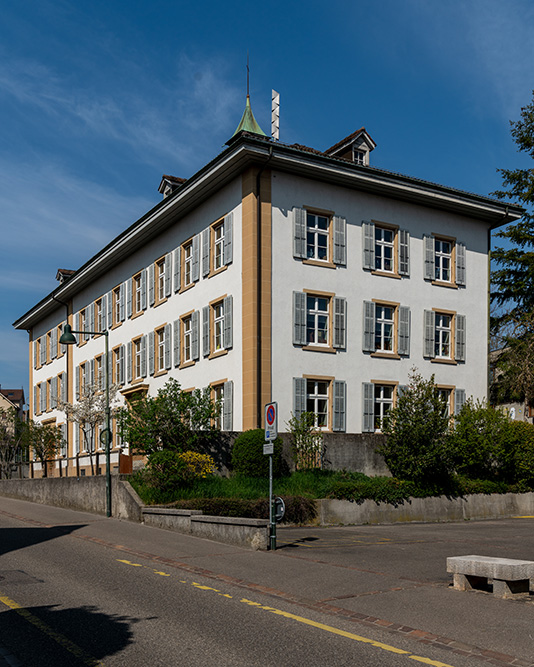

{"left": 375, "top": 226, "right": 395, "bottom": 273}
{"left": 213, "top": 223, "right": 224, "bottom": 272}
{"left": 183, "top": 242, "right": 193, "bottom": 287}
{"left": 306, "top": 295, "right": 329, "bottom": 346}
{"left": 182, "top": 316, "right": 192, "bottom": 363}
{"left": 306, "top": 379, "right": 329, "bottom": 429}
{"left": 435, "top": 238, "right": 452, "bottom": 282}
{"left": 213, "top": 302, "right": 224, "bottom": 352}
{"left": 156, "top": 328, "right": 165, "bottom": 372}
{"left": 375, "top": 304, "right": 395, "bottom": 353}
{"left": 374, "top": 384, "right": 394, "bottom": 431}
{"left": 435, "top": 313, "right": 452, "bottom": 359}
{"left": 306, "top": 212, "right": 329, "bottom": 262}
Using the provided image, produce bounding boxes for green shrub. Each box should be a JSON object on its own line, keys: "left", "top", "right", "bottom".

{"left": 168, "top": 495, "right": 316, "bottom": 524}
{"left": 449, "top": 400, "right": 515, "bottom": 482}
{"left": 509, "top": 420, "right": 534, "bottom": 486}
{"left": 231, "top": 429, "right": 288, "bottom": 478}
{"left": 380, "top": 370, "right": 452, "bottom": 486}
{"left": 145, "top": 450, "right": 189, "bottom": 493}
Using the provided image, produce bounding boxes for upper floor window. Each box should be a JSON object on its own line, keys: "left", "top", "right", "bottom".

{"left": 148, "top": 325, "right": 171, "bottom": 376}
{"left": 113, "top": 286, "right": 122, "bottom": 327}
{"left": 293, "top": 207, "right": 346, "bottom": 266}
{"left": 183, "top": 241, "right": 193, "bottom": 287}
{"left": 293, "top": 291, "right": 346, "bottom": 351}
{"left": 363, "top": 301, "right": 410, "bottom": 357}
{"left": 423, "top": 310, "right": 465, "bottom": 363}
{"left": 212, "top": 302, "right": 224, "bottom": 353}
{"left": 95, "top": 298, "right": 104, "bottom": 332}
{"left": 148, "top": 255, "right": 171, "bottom": 307}
{"left": 375, "top": 304, "right": 395, "bottom": 353}
{"left": 132, "top": 271, "right": 146, "bottom": 317}
{"left": 353, "top": 148, "right": 366, "bottom": 165}
{"left": 363, "top": 221, "right": 410, "bottom": 278}
{"left": 156, "top": 258, "right": 166, "bottom": 303}
{"left": 201, "top": 213, "right": 234, "bottom": 279}
{"left": 202, "top": 296, "right": 233, "bottom": 358}
{"left": 182, "top": 315, "right": 193, "bottom": 364}
{"left": 424, "top": 235, "right": 466, "bottom": 287}
{"left": 213, "top": 223, "right": 224, "bottom": 271}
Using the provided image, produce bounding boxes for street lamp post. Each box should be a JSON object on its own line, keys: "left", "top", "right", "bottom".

{"left": 59, "top": 324, "right": 112, "bottom": 517}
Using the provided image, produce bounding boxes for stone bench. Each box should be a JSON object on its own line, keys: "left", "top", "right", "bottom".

{"left": 447, "top": 555, "right": 534, "bottom": 598}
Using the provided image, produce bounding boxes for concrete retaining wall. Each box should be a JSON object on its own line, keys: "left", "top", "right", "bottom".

{"left": 318, "top": 492, "right": 534, "bottom": 525}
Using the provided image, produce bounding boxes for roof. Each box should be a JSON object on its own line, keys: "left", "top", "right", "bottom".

{"left": 325, "top": 127, "right": 377, "bottom": 155}
{"left": 0, "top": 389, "right": 24, "bottom": 404}
{"left": 13, "top": 131, "right": 524, "bottom": 331}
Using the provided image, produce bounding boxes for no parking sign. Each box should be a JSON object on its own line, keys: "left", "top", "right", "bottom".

{"left": 264, "top": 402, "right": 278, "bottom": 441}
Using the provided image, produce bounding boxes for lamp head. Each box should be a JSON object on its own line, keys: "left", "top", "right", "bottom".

{"left": 59, "top": 324, "right": 77, "bottom": 345}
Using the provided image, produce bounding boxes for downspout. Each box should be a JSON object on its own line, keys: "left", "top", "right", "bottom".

{"left": 256, "top": 146, "right": 273, "bottom": 427}
{"left": 52, "top": 295, "right": 70, "bottom": 474}
{"left": 488, "top": 206, "right": 509, "bottom": 401}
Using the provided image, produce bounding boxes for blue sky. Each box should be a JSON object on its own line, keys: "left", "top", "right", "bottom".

{"left": 1, "top": 0, "right": 534, "bottom": 398}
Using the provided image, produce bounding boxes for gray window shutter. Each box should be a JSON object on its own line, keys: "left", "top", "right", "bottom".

{"left": 456, "top": 242, "right": 466, "bottom": 286}
{"left": 293, "top": 377, "right": 306, "bottom": 418}
{"left": 90, "top": 303, "right": 95, "bottom": 337}
{"left": 293, "top": 207, "right": 306, "bottom": 259}
{"left": 363, "top": 301, "right": 376, "bottom": 352}
{"left": 164, "top": 324, "right": 171, "bottom": 369}
{"left": 107, "top": 350, "right": 112, "bottom": 388}
{"left": 51, "top": 327, "right": 58, "bottom": 359}
{"left": 75, "top": 366, "right": 80, "bottom": 400}
{"left": 40, "top": 335, "right": 46, "bottom": 365}
{"left": 362, "top": 220, "right": 375, "bottom": 270}
{"left": 34, "top": 340, "right": 38, "bottom": 368}
{"left": 202, "top": 229, "right": 210, "bottom": 277}
{"left": 127, "top": 278, "right": 132, "bottom": 318}
{"left": 119, "top": 345, "right": 125, "bottom": 385}
{"left": 333, "top": 215, "right": 346, "bottom": 266}
{"left": 173, "top": 248, "right": 180, "bottom": 293}
{"left": 192, "top": 234, "right": 200, "bottom": 282}
{"left": 148, "top": 331, "right": 155, "bottom": 376}
{"left": 223, "top": 212, "right": 233, "bottom": 265}
{"left": 74, "top": 424, "right": 79, "bottom": 454}
{"left": 148, "top": 264, "right": 155, "bottom": 306}
{"left": 60, "top": 423, "right": 67, "bottom": 456}
{"left": 90, "top": 359, "right": 95, "bottom": 389}
{"left": 203, "top": 305, "right": 210, "bottom": 357}
{"left": 41, "top": 383, "right": 46, "bottom": 412}
{"left": 333, "top": 380, "right": 346, "bottom": 432}
{"left": 424, "top": 310, "right": 435, "bottom": 358}
{"left": 141, "top": 269, "right": 147, "bottom": 310}
{"left": 223, "top": 380, "right": 233, "bottom": 431}
{"left": 223, "top": 295, "right": 233, "bottom": 350}
{"left": 455, "top": 314, "right": 466, "bottom": 362}
{"left": 333, "top": 297, "right": 346, "bottom": 349}
{"left": 106, "top": 292, "right": 112, "bottom": 328}
{"left": 74, "top": 312, "right": 79, "bottom": 334}
{"left": 61, "top": 373, "right": 67, "bottom": 402}
{"left": 362, "top": 382, "right": 375, "bottom": 432}
{"left": 293, "top": 291, "right": 307, "bottom": 345}
{"left": 399, "top": 229, "right": 410, "bottom": 276}
{"left": 454, "top": 389, "right": 466, "bottom": 416}
{"left": 141, "top": 335, "right": 147, "bottom": 378}
{"left": 33, "top": 385, "right": 37, "bottom": 415}
{"left": 173, "top": 319, "right": 180, "bottom": 367}
{"left": 424, "top": 235, "right": 435, "bottom": 280}
{"left": 398, "top": 306, "right": 410, "bottom": 356}
{"left": 397, "top": 385, "right": 408, "bottom": 400}
{"left": 120, "top": 283, "right": 126, "bottom": 321}
{"left": 165, "top": 253, "right": 172, "bottom": 297}
{"left": 51, "top": 377, "right": 57, "bottom": 409}
{"left": 192, "top": 310, "right": 200, "bottom": 361}
{"left": 101, "top": 295, "right": 107, "bottom": 331}
{"left": 127, "top": 342, "right": 132, "bottom": 383}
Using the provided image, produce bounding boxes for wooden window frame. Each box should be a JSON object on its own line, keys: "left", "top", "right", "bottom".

{"left": 371, "top": 299, "right": 401, "bottom": 359}
{"left": 432, "top": 234, "right": 458, "bottom": 288}
{"left": 181, "top": 239, "right": 194, "bottom": 292}
{"left": 154, "top": 326, "right": 167, "bottom": 377}
{"left": 210, "top": 379, "right": 227, "bottom": 430}
{"left": 302, "top": 208, "right": 335, "bottom": 268}
{"left": 155, "top": 256, "right": 167, "bottom": 306}
{"left": 302, "top": 375, "right": 334, "bottom": 431}
{"left": 180, "top": 310, "right": 195, "bottom": 368}
{"left": 370, "top": 380, "right": 399, "bottom": 432}
{"left": 112, "top": 286, "right": 122, "bottom": 329}
{"left": 372, "top": 221, "right": 401, "bottom": 279}
{"left": 432, "top": 308, "right": 457, "bottom": 364}
{"left": 132, "top": 271, "right": 143, "bottom": 318}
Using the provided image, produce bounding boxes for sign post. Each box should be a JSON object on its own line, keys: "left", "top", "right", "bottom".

{"left": 264, "top": 402, "right": 278, "bottom": 551}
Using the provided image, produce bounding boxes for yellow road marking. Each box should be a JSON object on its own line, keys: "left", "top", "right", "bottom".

{"left": 0, "top": 591, "right": 103, "bottom": 666}
{"left": 153, "top": 570, "right": 171, "bottom": 576}
{"left": 114, "top": 555, "right": 456, "bottom": 665}
{"left": 512, "top": 516, "right": 534, "bottom": 518}
{"left": 240, "top": 598, "right": 456, "bottom": 665}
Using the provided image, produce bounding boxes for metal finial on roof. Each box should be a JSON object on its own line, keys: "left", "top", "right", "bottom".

{"left": 231, "top": 55, "right": 266, "bottom": 138}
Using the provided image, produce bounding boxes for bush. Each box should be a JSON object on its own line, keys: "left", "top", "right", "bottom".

{"left": 380, "top": 370, "right": 453, "bottom": 486}
{"left": 231, "top": 429, "right": 288, "bottom": 478}
{"left": 145, "top": 450, "right": 188, "bottom": 493}
{"left": 509, "top": 420, "right": 534, "bottom": 486}
{"left": 448, "top": 400, "right": 515, "bottom": 482}
{"left": 178, "top": 451, "right": 216, "bottom": 480}
{"left": 287, "top": 411, "right": 324, "bottom": 469}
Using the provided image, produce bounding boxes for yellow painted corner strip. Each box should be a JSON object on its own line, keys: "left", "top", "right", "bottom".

{"left": 240, "top": 599, "right": 455, "bottom": 666}
{"left": 0, "top": 591, "right": 103, "bottom": 666}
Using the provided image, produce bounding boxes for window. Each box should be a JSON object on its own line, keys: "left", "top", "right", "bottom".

{"left": 306, "top": 379, "right": 329, "bottom": 428}
{"left": 306, "top": 295, "right": 329, "bottom": 346}
{"left": 95, "top": 299, "right": 103, "bottom": 332}
{"left": 113, "top": 346, "right": 125, "bottom": 385}
{"left": 424, "top": 235, "right": 466, "bottom": 286}
{"left": 148, "top": 325, "right": 171, "bottom": 376}
{"left": 437, "top": 387, "right": 453, "bottom": 417}
{"left": 113, "top": 286, "right": 122, "bottom": 327}
{"left": 182, "top": 315, "right": 193, "bottom": 364}
{"left": 293, "top": 208, "right": 346, "bottom": 266}
{"left": 183, "top": 241, "right": 193, "bottom": 286}
{"left": 57, "top": 323, "right": 65, "bottom": 357}
{"left": 203, "top": 296, "right": 233, "bottom": 358}
{"left": 293, "top": 377, "right": 346, "bottom": 432}
{"left": 156, "top": 258, "right": 166, "bottom": 303}
{"left": 213, "top": 223, "right": 224, "bottom": 271}
{"left": 363, "top": 301, "right": 410, "bottom": 357}
{"left": 293, "top": 292, "right": 346, "bottom": 351}
{"left": 156, "top": 327, "right": 165, "bottom": 373}
{"left": 133, "top": 338, "right": 143, "bottom": 380}
{"left": 362, "top": 382, "right": 398, "bottom": 432}
{"left": 202, "top": 214, "right": 233, "bottom": 278}
{"left": 132, "top": 271, "right": 145, "bottom": 316}
{"left": 79, "top": 308, "right": 87, "bottom": 342}
{"left": 46, "top": 331, "right": 52, "bottom": 362}
{"left": 307, "top": 213, "right": 329, "bottom": 261}
{"left": 212, "top": 383, "right": 224, "bottom": 429}
{"left": 362, "top": 221, "right": 410, "bottom": 277}
{"left": 180, "top": 236, "right": 200, "bottom": 290}
{"left": 424, "top": 310, "right": 465, "bottom": 362}
{"left": 353, "top": 148, "right": 366, "bottom": 165}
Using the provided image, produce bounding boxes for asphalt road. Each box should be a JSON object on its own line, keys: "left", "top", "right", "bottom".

{"left": 1, "top": 497, "right": 534, "bottom": 666}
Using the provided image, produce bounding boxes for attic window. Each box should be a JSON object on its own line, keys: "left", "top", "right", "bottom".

{"left": 353, "top": 148, "right": 366, "bottom": 166}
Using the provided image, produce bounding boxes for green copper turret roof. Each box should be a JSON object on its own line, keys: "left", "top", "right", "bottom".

{"left": 232, "top": 95, "right": 266, "bottom": 137}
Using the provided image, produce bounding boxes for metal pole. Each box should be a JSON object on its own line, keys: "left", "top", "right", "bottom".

{"left": 105, "top": 332, "right": 111, "bottom": 517}
{"left": 269, "top": 453, "right": 276, "bottom": 550}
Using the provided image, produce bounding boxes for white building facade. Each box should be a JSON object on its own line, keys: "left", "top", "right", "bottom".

{"left": 14, "top": 125, "right": 522, "bottom": 476}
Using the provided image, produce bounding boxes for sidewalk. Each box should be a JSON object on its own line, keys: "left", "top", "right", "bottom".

{"left": 1, "top": 497, "right": 534, "bottom": 666}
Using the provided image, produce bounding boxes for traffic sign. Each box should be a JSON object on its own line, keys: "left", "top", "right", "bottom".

{"left": 263, "top": 442, "right": 274, "bottom": 455}
{"left": 264, "top": 402, "right": 278, "bottom": 441}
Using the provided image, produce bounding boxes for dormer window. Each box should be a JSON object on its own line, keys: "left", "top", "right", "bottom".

{"left": 353, "top": 149, "right": 366, "bottom": 166}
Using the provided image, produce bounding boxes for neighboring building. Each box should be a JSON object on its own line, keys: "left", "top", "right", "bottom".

{"left": 0, "top": 388, "right": 25, "bottom": 421}
{"left": 13, "top": 97, "right": 523, "bottom": 476}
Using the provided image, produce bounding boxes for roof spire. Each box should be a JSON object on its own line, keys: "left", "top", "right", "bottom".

{"left": 230, "top": 55, "right": 266, "bottom": 138}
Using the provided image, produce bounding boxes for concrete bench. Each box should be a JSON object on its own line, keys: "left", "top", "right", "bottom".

{"left": 447, "top": 555, "right": 534, "bottom": 598}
